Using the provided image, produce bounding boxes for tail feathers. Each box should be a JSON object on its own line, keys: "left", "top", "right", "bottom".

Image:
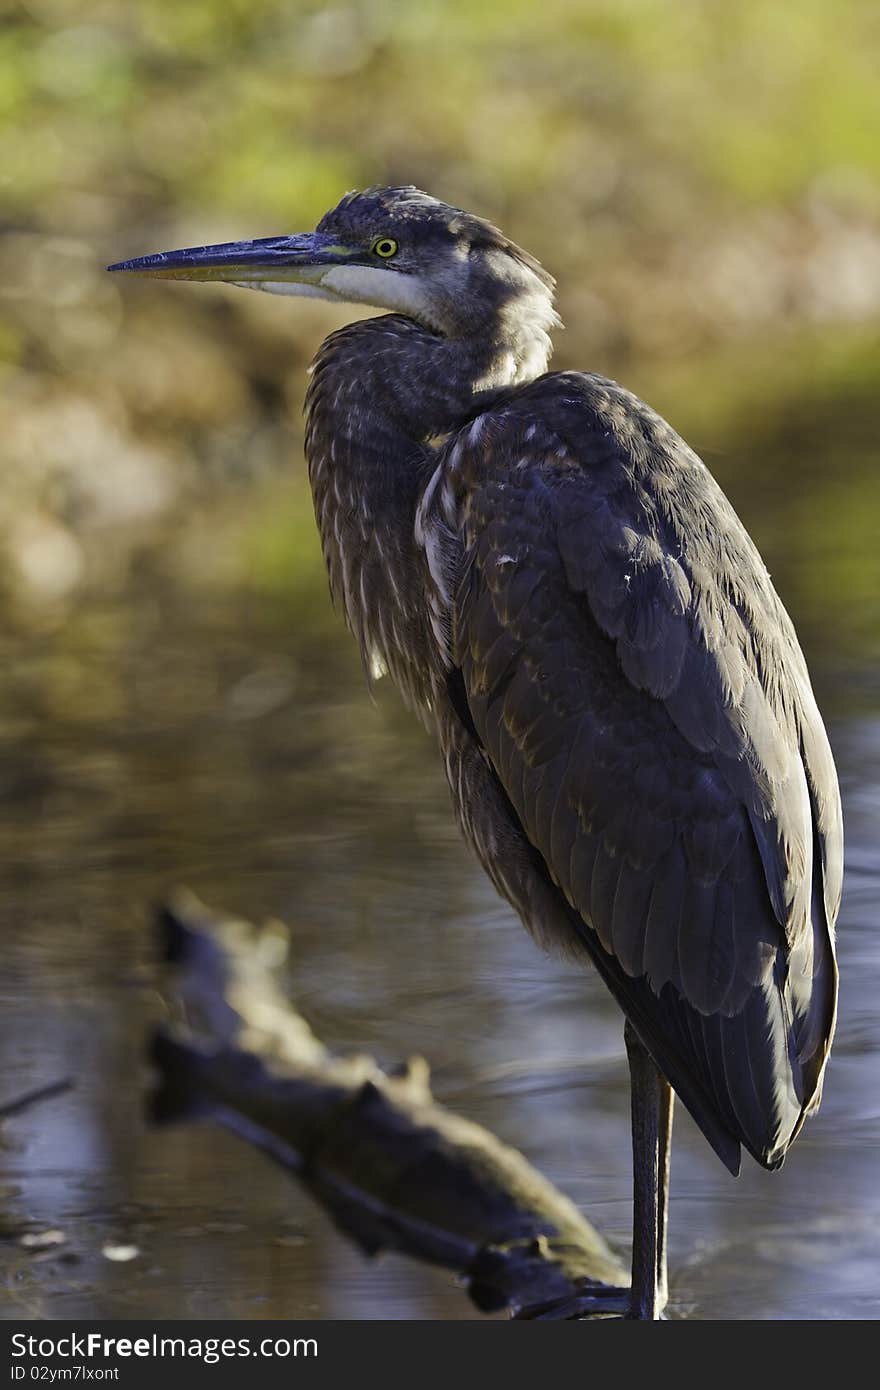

{"left": 566, "top": 907, "right": 743, "bottom": 1174}
{"left": 564, "top": 897, "right": 835, "bottom": 1174}
{"left": 772, "top": 867, "right": 839, "bottom": 1153}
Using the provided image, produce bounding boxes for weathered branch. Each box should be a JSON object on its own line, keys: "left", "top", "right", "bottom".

{"left": 150, "top": 891, "right": 627, "bottom": 1315}
{"left": 0, "top": 1078, "right": 72, "bottom": 1121}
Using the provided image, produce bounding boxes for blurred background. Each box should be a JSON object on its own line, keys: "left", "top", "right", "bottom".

{"left": 1, "top": 0, "right": 878, "bottom": 1319}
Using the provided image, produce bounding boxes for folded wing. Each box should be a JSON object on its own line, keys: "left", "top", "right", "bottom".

{"left": 424, "top": 372, "right": 840, "bottom": 1170}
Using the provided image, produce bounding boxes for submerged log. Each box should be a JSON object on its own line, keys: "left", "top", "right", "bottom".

{"left": 150, "top": 891, "right": 627, "bottom": 1315}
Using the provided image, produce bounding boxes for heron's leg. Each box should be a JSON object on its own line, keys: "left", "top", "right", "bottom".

{"left": 656, "top": 1074, "right": 674, "bottom": 1307}
{"left": 624, "top": 1019, "right": 673, "bottom": 1320}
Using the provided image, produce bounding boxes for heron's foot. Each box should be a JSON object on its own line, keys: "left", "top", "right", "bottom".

{"left": 514, "top": 1282, "right": 632, "bottom": 1320}
{"left": 516, "top": 1280, "right": 670, "bottom": 1320}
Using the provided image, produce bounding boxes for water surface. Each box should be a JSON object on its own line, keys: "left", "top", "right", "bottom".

{"left": 1, "top": 367, "right": 878, "bottom": 1321}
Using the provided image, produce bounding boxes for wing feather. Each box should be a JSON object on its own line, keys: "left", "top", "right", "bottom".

{"left": 420, "top": 370, "right": 840, "bottom": 1169}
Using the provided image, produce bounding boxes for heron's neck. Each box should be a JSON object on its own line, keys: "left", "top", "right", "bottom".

{"left": 304, "top": 312, "right": 550, "bottom": 702}
{"left": 308, "top": 309, "right": 548, "bottom": 441}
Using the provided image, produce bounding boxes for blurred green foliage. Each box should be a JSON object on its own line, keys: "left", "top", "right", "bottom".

{"left": 5, "top": 0, "right": 880, "bottom": 226}
{"left": 0, "top": 0, "right": 878, "bottom": 675}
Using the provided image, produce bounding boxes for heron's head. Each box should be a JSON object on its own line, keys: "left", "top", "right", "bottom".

{"left": 108, "top": 186, "right": 558, "bottom": 341}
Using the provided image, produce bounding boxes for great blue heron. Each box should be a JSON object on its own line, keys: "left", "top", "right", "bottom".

{"left": 110, "top": 186, "right": 841, "bottom": 1319}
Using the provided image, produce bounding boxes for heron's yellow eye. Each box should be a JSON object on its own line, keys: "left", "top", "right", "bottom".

{"left": 372, "top": 237, "right": 398, "bottom": 259}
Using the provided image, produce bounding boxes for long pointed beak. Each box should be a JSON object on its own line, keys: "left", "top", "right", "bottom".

{"left": 107, "top": 232, "right": 358, "bottom": 285}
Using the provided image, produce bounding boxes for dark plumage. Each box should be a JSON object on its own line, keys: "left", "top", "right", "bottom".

{"left": 110, "top": 185, "right": 842, "bottom": 1318}
{"left": 441, "top": 372, "right": 838, "bottom": 1175}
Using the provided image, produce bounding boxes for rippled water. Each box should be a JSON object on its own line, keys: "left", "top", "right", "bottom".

{"left": 1, "top": 381, "right": 878, "bottom": 1320}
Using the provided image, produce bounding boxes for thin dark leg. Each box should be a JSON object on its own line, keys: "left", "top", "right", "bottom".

{"left": 656, "top": 1074, "right": 674, "bottom": 1306}
{"left": 624, "top": 1019, "right": 674, "bottom": 1319}
{"left": 515, "top": 1022, "right": 674, "bottom": 1322}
